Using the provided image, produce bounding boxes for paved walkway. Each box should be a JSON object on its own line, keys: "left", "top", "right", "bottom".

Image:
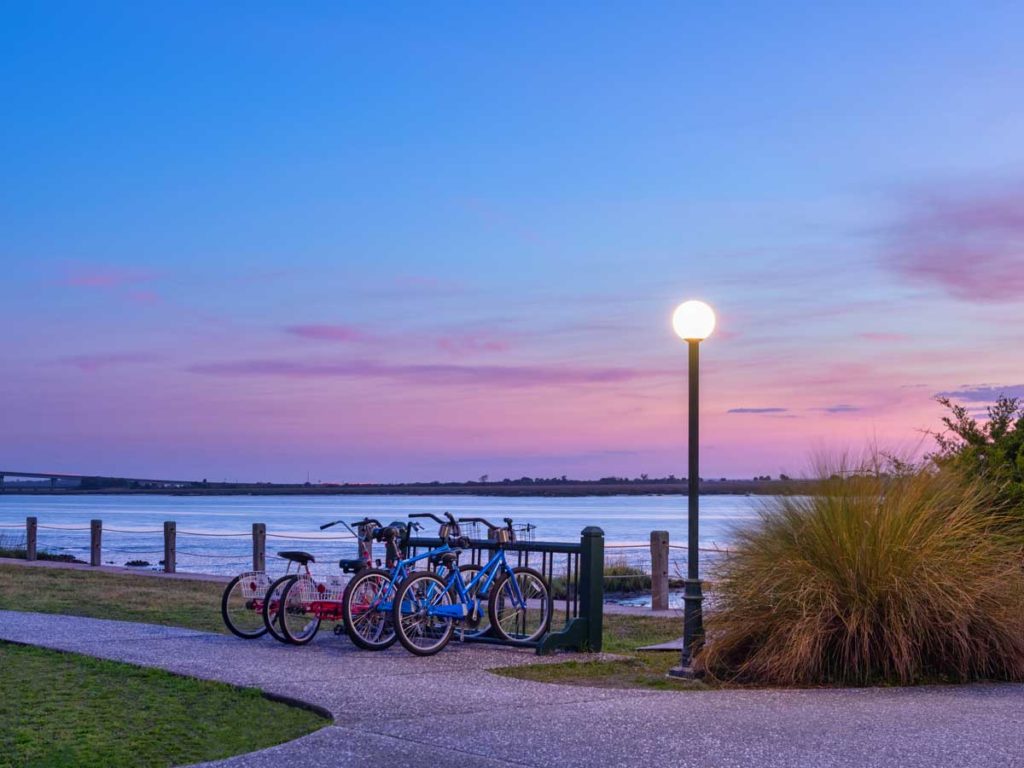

{"left": 1, "top": 611, "right": 1022, "bottom": 767}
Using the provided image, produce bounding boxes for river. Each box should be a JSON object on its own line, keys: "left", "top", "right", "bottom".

{"left": 0, "top": 493, "right": 763, "bottom": 578}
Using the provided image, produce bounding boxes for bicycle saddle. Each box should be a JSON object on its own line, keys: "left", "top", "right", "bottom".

{"left": 277, "top": 550, "right": 315, "bottom": 565}
{"left": 338, "top": 558, "right": 365, "bottom": 574}
{"left": 430, "top": 550, "right": 460, "bottom": 568}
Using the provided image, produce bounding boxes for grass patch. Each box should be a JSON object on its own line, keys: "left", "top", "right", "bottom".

{"left": 0, "top": 641, "right": 326, "bottom": 768}
{"left": 494, "top": 654, "right": 707, "bottom": 691}
{"left": 0, "top": 564, "right": 226, "bottom": 633}
{"left": 0, "top": 563, "right": 698, "bottom": 692}
{"left": 493, "top": 613, "right": 706, "bottom": 691}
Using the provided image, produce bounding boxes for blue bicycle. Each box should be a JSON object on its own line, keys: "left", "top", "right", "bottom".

{"left": 340, "top": 512, "right": 468, "bottom": 650}
{"left": 392, "top": 516, "right": 552, "bottom": 656}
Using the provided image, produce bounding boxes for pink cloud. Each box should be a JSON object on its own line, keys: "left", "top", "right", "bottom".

{"left": 188, "top": 358, "right": 675, "bottom": 388}
{"left": 57, "top": 353, "right": 159, "bottom": 372}
{"left": 128, "top": 290, "right": 162, "bottom": 305}
{"left": 285, "top": 325, "right": 372, "bottom": 343}
{"left": 858, "top": 332, "right": 908, "bottom": 342}
{"left": 436, "top": 334, "right": 511, "bottom": 356}
{"left": 883, "top": 185, "right": 1024, "bottom": 301}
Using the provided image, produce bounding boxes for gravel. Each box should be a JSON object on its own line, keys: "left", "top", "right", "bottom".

{"left": 2, "top": 610, "right": 1022, "bottom": 768}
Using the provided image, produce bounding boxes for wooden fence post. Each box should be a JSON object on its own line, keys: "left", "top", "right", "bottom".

{"left": 163, "top": 521, "right": 176, "bottom": 573}
{"left": 650, "top": 530, "right": 669, "bottom": 611}
{"left": 252, "top": 523, "right": 266, "bottom": 572}
{"left": 90, "top": 519, "right": 102, "bottom": 567}
{"left": 26, "top": 517, "right": 37, "bottom": 561}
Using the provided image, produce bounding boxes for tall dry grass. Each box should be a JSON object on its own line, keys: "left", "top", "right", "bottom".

{"left": 696, "top": 458, "right": 1024, "bottom": 686}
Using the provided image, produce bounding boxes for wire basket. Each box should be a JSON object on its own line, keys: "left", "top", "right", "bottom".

{"left": 289, "top": 573, "right": 349, "bottom": 604}
{"left": 238, "top": 571, "right": 271, "bottom": 600}
{"left": 511, "top": 523, "right": 536, "bottom": 543}
{"left": 458, "top": 521, "right": 484, "bottom": 541}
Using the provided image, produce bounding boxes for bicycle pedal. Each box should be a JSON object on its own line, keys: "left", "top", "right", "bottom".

{"left": 333, "top": 624, "right": 346, "bottom": 636}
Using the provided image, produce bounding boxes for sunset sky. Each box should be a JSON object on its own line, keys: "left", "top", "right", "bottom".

{"left": 3, "top": 3, "right": 1023, "bottom": 482}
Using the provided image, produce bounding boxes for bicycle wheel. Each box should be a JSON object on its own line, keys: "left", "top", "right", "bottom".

{"left": 342, "top": 568, "right": 397, "bottom": 651}
{"left": 221, "top": 573, "right": 270, "bottom": 640}
{"left": 392, "top": 571, "right": 455, "bottom": 656}
{"left": 453, "top": 564, "right": 491, "bottom": 641}
{"left": 278, "top": 575, "right": 321, "bottom": 645}
{"left": 488, "top": 566, "right": 552, "bottom": 643}
{"left": 262, "top": 574, "right": 297, "bottom": 644}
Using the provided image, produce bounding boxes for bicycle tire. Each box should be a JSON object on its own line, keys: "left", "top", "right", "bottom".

{"left": 341, "top": 568, "right": 397, "bottom": 650}
{"left": 392, "top": 571, "right": 455, "bottom": 656}
{"left": 262, "top": 573, "right": 298, "bottom": 643}
{"left": 278, "top": 575, "right": 322, "bottom": 645}
{"left": 221, "top": 574, "right": 269, "bottom": 640}
{"left": 487, "top": 566, "right": 552, "bottom": 644}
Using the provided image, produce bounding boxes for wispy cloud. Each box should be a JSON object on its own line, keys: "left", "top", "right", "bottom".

{"left": 858, "top": 332, "right": 908, "bottom": 342}
{"left": 285, "top": 324, "right": 373, "bottom": 343}
{"left": 727, "top": 407, "right": 788, "bottom": 414}
{"left": 56, "top": 353, "right": 159, "bottom": 372}
{"left": 936, "top": 384, "right": 1024, "bottom": 402}
{"left": 188, "top": 358, "right": 674, "bottom": 388}
{"left": 436, "top": 334, "right": 510, "bottom": 356}
{"left": 810, "top": 404, "right": 862, "bottom": 413}
{"left": 60, "top": 266, "right": 160, "bottom": 289}
{"left": 882, "top": 184, "right": 1024, "bottom": 301}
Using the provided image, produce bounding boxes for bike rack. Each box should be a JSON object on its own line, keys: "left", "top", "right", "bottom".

{"left": 405, "top": 525, "right": 604, "bottom": 654}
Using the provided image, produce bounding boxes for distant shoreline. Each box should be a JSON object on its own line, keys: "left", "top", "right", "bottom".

{"left": 0, "top": 479, "right": 804, "bottom": 498}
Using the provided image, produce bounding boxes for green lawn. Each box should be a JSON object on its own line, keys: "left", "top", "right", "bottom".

{"left": 0, "top": 562, "right": 699, "bottom": 691}
{"left": 0, "top": 642, "right": 327, "bottom": 768}
{"left": 0, "top": 564, "right": 227, "bottom": 633}
{"left": 496, "top": 612, "right": 709, "bottom": 691}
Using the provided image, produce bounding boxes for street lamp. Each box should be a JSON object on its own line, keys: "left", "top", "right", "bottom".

{"left": 669, "top": 299, "right": 715, "bottom": 678}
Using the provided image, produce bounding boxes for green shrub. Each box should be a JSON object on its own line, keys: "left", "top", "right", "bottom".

{"left": 602, "top": 559, "right": 652, "bottom": 594}
{"left": 697, "top": 458, "right": 1024, "bottom": 686}
{"left": 0, "top": 533, "right": 85, "bottom": 563}
{"left": 550, "top": 559, "right": 653, "bottom": 599}
{"left": 932, "top": 395, "right": 1024, "bottom": 533}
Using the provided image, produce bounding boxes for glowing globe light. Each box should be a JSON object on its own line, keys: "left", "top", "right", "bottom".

{"left": 672, "top": 300, "right": 716, "bottom": 341}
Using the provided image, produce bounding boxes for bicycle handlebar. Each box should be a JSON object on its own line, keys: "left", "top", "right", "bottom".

{"left": 458, "top": 516, "right": 499, "bottom": 530}
{"left": 408, "top": 512, "right": 446, "bottom": 524}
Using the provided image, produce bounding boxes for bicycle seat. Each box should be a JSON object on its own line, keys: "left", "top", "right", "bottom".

{"left": 277, "top": 550, "right": 315, "bottom": 565}
{"left": 338, "top": 558, "right": 365, "bottom": 574}
{"left": 430, "top": 550, "right": 460, "bottom": 568}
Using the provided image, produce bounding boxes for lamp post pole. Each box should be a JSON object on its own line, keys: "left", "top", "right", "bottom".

{"left": 680, "top": 339, "right": 704, "bottom": 670}
{"left": 669, "top": 299, "right": 715, "bottom": 678}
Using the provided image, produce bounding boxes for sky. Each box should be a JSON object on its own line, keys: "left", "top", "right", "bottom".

{"left": 2, "top": 3, "right": 1023, "bottom": 483}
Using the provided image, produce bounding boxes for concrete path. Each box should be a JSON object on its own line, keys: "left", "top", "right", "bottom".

{"left": 2, "top": 611, "right": 1023, "bottom": 768}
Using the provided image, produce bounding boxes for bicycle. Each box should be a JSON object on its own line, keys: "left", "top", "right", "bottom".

{"left": 270, "top": 518, "right": 378, "bottom": 644}
{"left": 340, "top": 512, "right": 473, "bottom": 650}
{"left": 391, "top": 516, "right": 551, "bottom": 656}
{"left": 260, "top": 518, "right": 376, "bottom": 644}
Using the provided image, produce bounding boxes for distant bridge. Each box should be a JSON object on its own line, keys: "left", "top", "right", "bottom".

{"left": 0, "top": 470, "right": 201, "bottom": 490}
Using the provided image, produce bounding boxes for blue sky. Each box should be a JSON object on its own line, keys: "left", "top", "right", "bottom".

{"left": 2, "top": 3, "right": 1023, "bottom": 482}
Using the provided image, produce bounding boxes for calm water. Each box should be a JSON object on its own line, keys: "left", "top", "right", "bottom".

{"left": 0, "top": 494, "right": 761, "bottom": 577}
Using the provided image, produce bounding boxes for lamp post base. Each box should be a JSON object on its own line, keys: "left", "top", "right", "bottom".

{"left": 666, "top": 664, "right": 703, "bottom": 679}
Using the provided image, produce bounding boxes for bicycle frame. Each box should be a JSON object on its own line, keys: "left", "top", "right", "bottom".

{"left": 429, "top": 547, "right": 523, "bottom": 620}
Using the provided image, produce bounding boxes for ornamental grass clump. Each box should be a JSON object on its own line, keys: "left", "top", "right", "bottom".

{"left": 696, "top": 459, "right": 1024, "bottom": 686}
